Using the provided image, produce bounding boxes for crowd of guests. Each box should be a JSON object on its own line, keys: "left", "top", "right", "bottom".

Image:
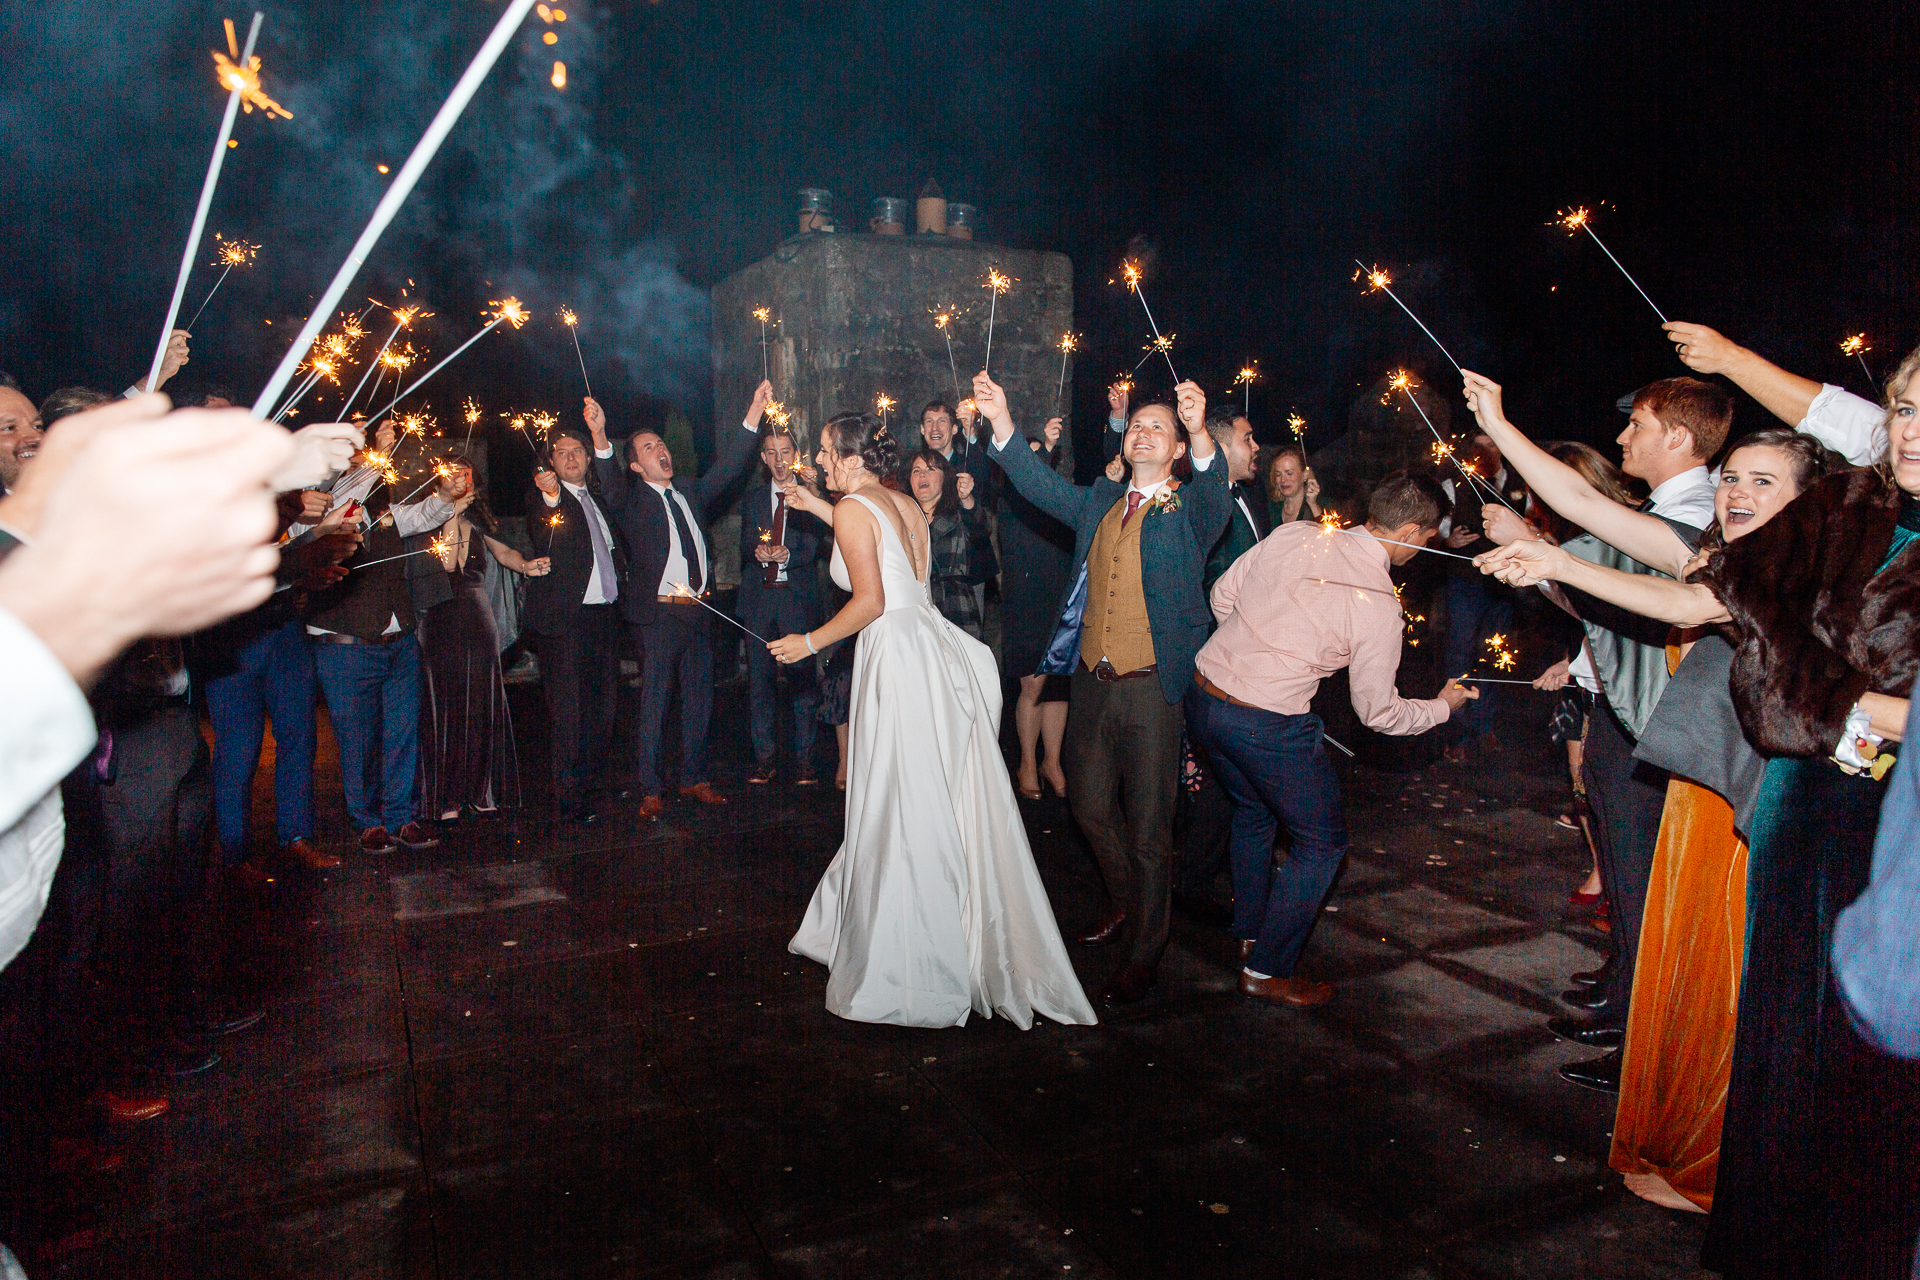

{"left": 0, "top": 304, "right": 1916, "bottom": 1277}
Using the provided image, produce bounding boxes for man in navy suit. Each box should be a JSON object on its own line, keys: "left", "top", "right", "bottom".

{"left": 973, "top": 370, "right": 1230, "bottom": 1003}
{"left": 738, "top": 420, "right": 827, "bottom": 785}
{"left": 592, "top": 382, "right": 769, "bottom": 817}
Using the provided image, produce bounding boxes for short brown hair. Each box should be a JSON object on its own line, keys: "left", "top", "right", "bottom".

{"left": 1632, "top": 377, "right": 1732, "bottom": 461}
{"left": 1368, "top": 470, "right": 1447, "bottom": 532}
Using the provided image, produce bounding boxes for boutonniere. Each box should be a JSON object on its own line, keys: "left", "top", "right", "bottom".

{"left": 1150, "top": 480, "right": 1182, "bottom": 516}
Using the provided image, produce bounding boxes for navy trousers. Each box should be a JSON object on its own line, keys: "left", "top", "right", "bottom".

{"left": 1184, "top": 685, "right": 1347, "bottom": 978}
{"left": 312, "top": 633, "right": 422, "bottom": 832}
{"left": 636, "top": 609, "right": 713, "bottom": 796}
{"left": 201, "top": 617, "right": 316, "bottom": 862}
{"left": 739, "top": 587, "right": 819, "bottom": 768}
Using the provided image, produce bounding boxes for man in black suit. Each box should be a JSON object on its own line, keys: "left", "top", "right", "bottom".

{"left": 524, "top": 411, "right": 628, "bottom": 824}
{"left": 593, "top": 381, "right": 770, "bottom": 817}
{"left": 738, "top": 420, "right": 827, "bottom": 785}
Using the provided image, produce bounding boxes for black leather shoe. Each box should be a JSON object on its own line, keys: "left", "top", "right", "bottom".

{"left": 1569, "top": 958, "right": 1615, "bottom": 988}
{"left": 1561, "top": 985, "right": 1612, "bottom": 1011}
{"left": 1546, "top": 1015, "right": 1623, "bottom": 1047}
{"left": 1559, "top": 1049, "right": 1622, "bottom": 1093}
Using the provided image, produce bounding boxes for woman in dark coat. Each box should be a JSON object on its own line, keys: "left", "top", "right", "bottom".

{"left": 906, "top": 447, "right": 996, "bottom": 640}
{"left": 410, "top": 456, "right": 549, "bottom": 821}
{"left": 988, "top": 414, "right": 1075, "bottom": 799}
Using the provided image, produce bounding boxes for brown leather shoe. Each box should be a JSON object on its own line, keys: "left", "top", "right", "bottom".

{"left": 283, "top": 837, "right": 341, "bottom": 870}
{"left": 1075, "top": 908, "right": 1127, "bottom": 946}
{"left": 1098, "top": 963, "right": 1155, "bottom": 1004}
{"left": 98, "top": 1090, "right": 169, "bottom": 1123}
{"left": 679, "top": 782, "right": 729, "bottom": 805}
{"left": 637, "top": 795, "right": 667, "bottom": 819}
{"left": 359, "top": 826, "right": 398, "bottom": 854}
{"left": 747, "top": 761, "right": 778, "bottom": 785}
{"left": 1238, "top": 970, "right": 1334, "bottom": 1007}
{"left": 1238, "top": 939, "right": 1255, "bottom": 963}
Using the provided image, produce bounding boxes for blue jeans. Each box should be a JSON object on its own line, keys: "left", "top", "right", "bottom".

{"left": 201, "top": 617, "right": 316, "bottom": 862}
{"left": 1184, "top": 685, "right": 1347, "bottom": 978}
{"left": 312, "top": 633, "right": 422, "bottom": 832}
{"left": 1440, "top": 574, "right": 1512, "bottom": 743}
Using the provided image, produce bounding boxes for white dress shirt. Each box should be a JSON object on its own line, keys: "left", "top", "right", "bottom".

{"left": 0, "top": 606, "right": 97, "bottom": 972}
{"left": 648, "top": 480, "right": 709, "bottom": 596}
{"left": 1799, "top": 383, "right": 1887, "bottom": 467}
{"left": 541, "top": 477, "right": 618, "bottom": 605}
{"left": 766, "top": 483, "right": 790, "bottom": 583}
{"left": 300, "top": 466, "right": 455, "bottom": 636}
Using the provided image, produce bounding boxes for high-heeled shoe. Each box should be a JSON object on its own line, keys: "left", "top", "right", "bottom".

{"left": 1043, "top": 771, "right": 1069, "bottom": 799}
{"left": 1015, "top": 768, "right": 1042, "bottom": 801}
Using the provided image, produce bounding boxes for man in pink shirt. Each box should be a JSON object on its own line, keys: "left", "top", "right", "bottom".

{"left": 1187, "top": 472, "right": 1477, "bottom": 1006}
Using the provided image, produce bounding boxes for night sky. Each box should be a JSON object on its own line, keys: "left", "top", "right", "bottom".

{"left": 2, "top": 0, "right": 1912, "bottom": 469}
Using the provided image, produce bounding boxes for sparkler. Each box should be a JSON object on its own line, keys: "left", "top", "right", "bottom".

{"left": 251, "top": 0, "right": 543, "bottom": 416}
{"left": 148, "top": 13, "right": 267, "bottom": 395}
{"left": 184, "top": 234, "right": 261, "bottom": 331}
{"left": 1133, "top": 334, "right": 1177, "bottom": 374}
{"left": 341, "top": 304, "right": 429, "bottom": 418}
{"left": 668, "top": 582, "right": 772, "bottom": 643}
{"left": 1054, "top": 331, "right": 1078, "bottom": 413}
{"left": 543, "top": 511, "right": 564, "bottom": 551}
{"left": 504, "top": 413, "right": 537, "bottom": 450}
{"left": 393, "top": 458, "right": 457, "bottom": 506}
{"left": 364, "top": 299, "right": 528, "bottom": 425}
{"left": 1840, "top": 333, "right": 1875, "bottom": 388}
{"left": 460, "top": 397, "right": 482, "bottom": 451}
{"left": 1120, "top": 259, "right": 1178, "bottom": 383}
{"left": 352, "top": 533, "right": 453, "bottom": 572}
{"left": 559, "top": 307, "right": 592, "bottom": 396}
{"left": 764, "top": 400, "right": 791, "bottom": 428}
{"left": 933, "top": 309, "right": 961, "bottom": 400}
{"left": 1317, "top": 513, "right": 1478, "bottom": 562}
{"left": 1354, "top": 262, "right": 1461, "bottom": 375}
{"left": 874, "top": 393, "right": 894, "bottom": 428}
{"left": 753, "top": 307, "right": 773, "bottom": 382}
{"left": 1288, "top": 412, "right": 1307, "bottom": 442}
{"left": 1232, "top": 364, "right": 1257, "bottom": 416}
{"left": 1388, "top": 370, "right": 1522, "bottom": 516}
{"left": 1554, "top": 207, "right": 1667, "bottom": 324}
{"left": 982, "top": 269, "right": 1012, "bottom": 375}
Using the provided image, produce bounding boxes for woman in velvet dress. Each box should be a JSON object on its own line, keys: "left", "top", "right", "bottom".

{"left": 1472, "top": 357, "right": 1920, "bottom": 1279}
{"left": 412, "top": 458, "right": 550, "bottom": 821}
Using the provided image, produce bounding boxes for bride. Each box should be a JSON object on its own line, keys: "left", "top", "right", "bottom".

{"left": 769, "top": 410, "right": 1096, "bottom": 1030}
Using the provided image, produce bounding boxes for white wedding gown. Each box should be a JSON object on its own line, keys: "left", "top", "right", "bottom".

{"left": 789, "top": 492, "right": 1097, "bottom": 1029}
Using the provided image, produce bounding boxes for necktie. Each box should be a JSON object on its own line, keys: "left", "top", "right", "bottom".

{"left": 579, "top": 492, "right": 619, "bottom": 603}
{"left": 1121, "top": 490, "right": 1147, "bottom": 527}
{"left": 664, "top": 488, "right": 705, "bottom": 594}
{"left": 765, "top": 490, "right": 788, "bottom": 586}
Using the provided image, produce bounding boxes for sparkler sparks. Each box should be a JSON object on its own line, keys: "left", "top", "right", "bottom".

{"left": 753, "top": 306, "right": 774, "bottom": 381}
{"left": 1119, "top": 258, "right": 1178, "bottom": 383}
{"left": 1484, "top": 633, "right": 1519, "bottom": 672}
{"left": 982, "top": 269, "right": 1013, "bottom": 374}
{"left": 874, "top": 393, "right": 895, "bottom": 421}
{"left": 489, "top": 297, "right": 529, "bottom": 328}
{"left": 764, "top": 400, "right": 791, "bottom": 427}
{"left": 1552, "top": 206, "right": 1668, "bottom": 323}
{"left": 211, "top": 49, "right": 292, "bottom": 119}
{"left": 544, "top": 511, "right": 565, "bottom": 549}
{"left": 1133, "top": 333, "right": 1178, "bottom": 374}
{"left": 559, "top": 306, "right": 593, "bottom": 394}
{"left": 1841, "top": 332, "right": 1876, "bottom": 388}
{"left": 1288, "top": 412, "right": 1307, "bottom": 441}
{"left": 365, "top": 302, "right": 531, "bottom": 424}
{"left": 214, "top": 234, "right": 260, "bottom": 268}
{"left": 1055, "top": 331, "right": 1080, "bottom": 411}
{"left": 1353, "top": 262, "right": 1462, "bottom": 375}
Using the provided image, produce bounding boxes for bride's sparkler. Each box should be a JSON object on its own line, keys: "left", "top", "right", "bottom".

{"left": 1555, "top": 207, "right": 1667, "bottom": 324}
{"left": 365, "top": 298, "right": 528, "bottom": 424}
{"left": 982, "top": 269, "right": 1012, "bottom": 375}
{"left": 1121, "top": 259, "right": 1178, "bottom": 383}
{"left": 559, "top": 307, "right": 592, "bottom": 396}
{"left": 669, "top": 581, "right": 771, "bottom": 643}
{"left": 1355, "top": 263, "right": 1461, "bottom": 375}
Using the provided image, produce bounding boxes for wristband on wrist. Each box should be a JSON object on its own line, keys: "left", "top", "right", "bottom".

{"left": 804, "top": 632, "right": 817, "bottom": 655}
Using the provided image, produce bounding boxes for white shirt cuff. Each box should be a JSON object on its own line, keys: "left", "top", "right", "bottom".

{"left": 593, "top": 445, "right": 614, "bottom": 459}
{"left": 1191, "top": 452, "right": 1215, "bottom": 472}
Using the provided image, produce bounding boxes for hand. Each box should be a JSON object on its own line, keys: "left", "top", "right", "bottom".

{"left": 372, "top": 419, "right": 397, "bottom": 453}
{"left": 1105, "top": 454, "right": 1127, "bottom": 482}
{"left": 970, "top": 371, "right": 1010, "bottom": 431}
{"left": 782, "top": 480, "right": 829, "bottom": 519}
{"left": 1439, "top": 678, "right": 1482, "bottom": 713}
{"left": 524, "top": 556, "right": 552, "bottom": 577}
{"left": 1481, "top": 504, "right": 1538, "bottom": 547}
{"left": 1173, "top": 380, "right": 1205, "bottom": 433}
{"left": 436, "top": 469, "right": 474, "bottom": 504}
{"left": 1663, "top": 322, "right": 1743, "bottom": 377}
{"left": 1532, "top": 657, "right": 1572, "bottom": 692}
{"left": 1460, "top": 370, "right": 1505, "bottom": 428}
{"left": 768, "top": 633, "right": 815, "bottom": 665}
{"left": 533, "top": 469, "right": 560, "bottom": 497}
{"left": 295, "top": 563, "right": 349, "bottom": 594}
{"left": 1445, "top": 525, "right": 1479, "bottom": 549}
{"left": 747, "top": 378, "right": 774, "bottom": 424}
{"left": 272, "top": 421, "right": 363, "bottom": 492}
{"left": 295, "top": 490, "right": 332, "bottom": 523}
{"left": 147, "top": 328, "right": 193, "bottom": 394}
{"left": 583, "top": 396, "right": 607, "bottom": 439}
{"left": 1475, "top": 539, "right": 1562, "bottom": 587}
{"left": 1107, "top": 381, "right": 1130, "bottom": 417}
{"left": 1041, "top": 417, "right": 1063, "bottom": 450}
{"left": 955, "top": 471, "right": 976, "bottom": 507}
{"left": 1305, "top": 469, "right": 1321, "bottom": 504}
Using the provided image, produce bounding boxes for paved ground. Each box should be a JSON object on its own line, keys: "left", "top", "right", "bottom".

{"left": 36, "top": 676, "right": 1716, "bottom": 1279}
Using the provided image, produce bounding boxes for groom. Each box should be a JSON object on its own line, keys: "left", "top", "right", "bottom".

{"left": 972, "top": 370, "right": 1230, "bottom": 1003}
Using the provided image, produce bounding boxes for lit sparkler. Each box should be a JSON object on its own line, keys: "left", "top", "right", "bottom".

{"left": 352, "top": 533, "right": 453, "bottom": 573}
{"left": 982, "top": 269, "right": 1012, "bottom": 375}
{"left": 184, "top": 233, "right": 262, "bottom": 331}
{"left": 668, "top": 582, "right": 772, "bottom": 643}
{"left": 364, "top": 298, "right": 529, "bottom": 424}
{"left": 1055, "top": 331, "right": 1079, "bottom": 412}
{"left": 1120, "top": 258, "right": 1178, "bottom": 383}
{"left": 1288, "top": 412, "right": 1307, "bottom": 442}
{"left": 340, "top": 304, "right": 430, "bottom": 417}
{"left": 1554, "top": 207, "right": 1667, "bottom": 324}
{"left": 1387, "top": 369, "right": 1522, "bottom": 516}
{"left": 1318, "top": 514, "right": 1478, "bottom": 562}
{"left": 530, "top": 410, "right": 558, "bottom": 440}
{"left": 874, "top": 393, "right": 895, "bottom": 428}
{"left": 559, "top": 306, "right": 592, "bottom": 395}
{"left": 753, "top": 306, "right": 773, "bottom": 382}
{"left": 504, "top": 413, "right": 536, "bottom": 450}
{"left": 932, "top": 308, "right": 961, "bottom": 399}
{"left": 1354, "top": 262, "right": 1461, "bottom": 375}
{"left": 544, "top": 511, "right": 565, "bottom": 550}
{"left": 1840, "top": 332, "right": 1875, "bottom": 388}
{"left": 764, "top": 399, "right": 791, "bottom": 427}
{"left": 1232, "top": 363, "right": 1257, "bottom": 415}
{"left": 1132, "top": 333, "right": 1177, "bottom": 374}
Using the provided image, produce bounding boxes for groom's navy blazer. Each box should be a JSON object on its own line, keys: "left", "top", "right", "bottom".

{"left": 988, "top": 429, "right": 1231, "bottom": 706}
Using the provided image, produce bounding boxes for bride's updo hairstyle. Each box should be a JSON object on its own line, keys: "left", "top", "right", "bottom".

{"left": 822, "top": 411, "right": 898, "bottom": 481}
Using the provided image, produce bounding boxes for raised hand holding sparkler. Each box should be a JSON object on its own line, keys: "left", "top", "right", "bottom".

{"left": 1554, "top": 207, "right": 1667, "bottom": 324}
